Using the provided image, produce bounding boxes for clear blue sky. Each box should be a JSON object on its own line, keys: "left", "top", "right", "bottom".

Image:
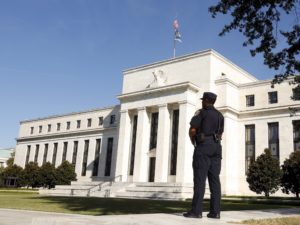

{"left": 0, "top": 0, "right": 284, "bottom": 148}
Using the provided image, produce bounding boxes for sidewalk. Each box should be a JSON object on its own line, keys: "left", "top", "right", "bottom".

{"left": 0, "top": 208, "right": 299, "bottom": 225}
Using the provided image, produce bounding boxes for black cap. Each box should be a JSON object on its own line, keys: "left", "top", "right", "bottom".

{"left": 200, "top": 92, "right": 217, "bottom": 101}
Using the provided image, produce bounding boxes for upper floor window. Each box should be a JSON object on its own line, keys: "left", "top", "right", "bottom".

{"left": 268, "top": 91, "right": 278, "bottom": 104}
{"left": 292, "top": 87, "right": 300, "bottom": 100}
{"left": 99, "top": 117, "right": 104, "bottom": 126}
{"left": 57, "top": 123, "right": 61, "bottom": 131}
{"left": 246, "top": 95, "right": 255, "bottom": 107}
{"left": 48, "top": 124, "right": 51, "bottom": 132}
{"left": 39, "top": 125, "right": 42, "bottom": 133}
{"left": 87, "top": 118, "right": 92, "bottom": 127}
{"left": 30, "top": 127, "right": 34, "bottom": 135}
{"left": 110, "top": 115, "right": 116, "bottom": 125}
{"left": 66, "top": 121, "right": 71, "bottom": 130}
{"left": 77, "top": 120, "right": 81, "bottom": 128}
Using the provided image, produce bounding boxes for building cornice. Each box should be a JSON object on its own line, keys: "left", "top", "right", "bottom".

{"left": 20, "top": 105, "right": 120, "bottom": 124}
{"left": 239, "top": 104, "right": 300, "bottom": 117}
{"left": 117, "top": 82, "right": 200, "bottom": 101}
{"left": 16, "top": 126, "right": 118, "bottom": 143}
{"left": 218, "top": 104, "right": 300, "bottom": 118}
{"left": 123, "top": 49, "right": 214, "bottom": 75}
{"left": 215, "top": 78, "right": 239, "bottom": 88}
{"left": 123, "top": 49, "right": 257, "bottom": 82}
{"left": 238, "top": 77, "right": 296, "bottom": 89}
{"left": 217, "top": 106, "right": 240, "bottom": 116}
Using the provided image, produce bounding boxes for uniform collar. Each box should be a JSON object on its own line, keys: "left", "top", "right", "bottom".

{"left": 204, "top": 105, "right": 215, "bottom": 110}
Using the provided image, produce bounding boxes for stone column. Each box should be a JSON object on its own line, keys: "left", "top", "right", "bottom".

{"left": 133, "top": 107, "right": 150, "bottom": 182}
{"left": 98, "top": 137, "right": 107, "bottom": 177}
{"left": 75, "top": 139, "right": 85, "bottom": 177}
{"left": 66, "top": 141, "right": 74, "bottom": 163}
{"left": 176, "top": 101, "right": 195, "bottom": 183}
{"left": 37, "top": 145, "right": 44, "bottom": 166}
{"left": 155, "top": 104, "right": 171, "bottom": 182}
{"left": 115, "top": 110, "right": 132, "bottom": 182}
{"left": 86, "top": 138, "right": 96, "bottom": 178}
{"left": 46, "top": 142, "right": 53, "bottom": 164}
{"left": 55, "top": 142, "right": 63, "bottom": 167}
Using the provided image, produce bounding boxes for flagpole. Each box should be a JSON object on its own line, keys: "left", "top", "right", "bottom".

{"left": 173, "top": 37, "right": 176, "bottom": 58}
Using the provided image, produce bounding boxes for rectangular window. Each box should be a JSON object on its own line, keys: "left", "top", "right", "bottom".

{"left": 48, "top": 124, "right": 51, "bottom": 132}
{"left": 92, "top": 139, "right": 101, "bottom": 176}
{"left": 66, "top": 121, "right": 71, "bottom": 130}
{"left": 34, "top": 144, "right": 39, "bottom": 163}
{"left": 268, "top": 122, "right": 279, "bottom": 160}
{"left": 25, "top": 145, "right": 31, "bottom": 165}
{"left": 129, "top": 115, "right": 138, "bottom": 176}
{"left": 246, "top": 95, "right": 255, "bottom": 107}
{"left": 110, "top": 115, "right": 116, "bottom": 125}
{"left": 170, "top": 110, "right": 179, "bottom": 175}
{"left": 30, "top": 127, "right": 34, "bottom": 135}
{"left": 72, "top": 141, "right": 78, "bottom": 165}
{"left": 81, "top": 140, "right": 89, "bottom": 176}
{"left": 39, "top": 126, "right": 42, "bottom": 134}
{"left": 149, "top": 112, "right": 159, "bottom": 150}
{"left": 105, "top": 138, "right": 114, "bottom": 176}
{"left": 77, "top": 120, "right": 81, "bottom": 128}
{"left": 292, "top": 87, "right": 300, "bottom": 100}
{"left": 245, "top": 125, "right": 255, "bottom": 173}
{"left": 57, "top": 123, "right": 61, "bottom": 131}
{"left": 52, "top": 143, "right": 58, "bottom": 166}
{"left": 99, "top": 117, "right": 104, "bottom": 126}
{"left": 87, "top": 118, "right": 92, "bottom": 127}
{"left": 62, "top": 142, "right": 68, "bottom": 162}
{"left": 43, "top": 144, "right": 48, "bottom": 165}
{"left": 268, "top": 91, "right": 278, "bottom": 104}
{"left": 293, "top": 120, "right": 300, "bottom": 151}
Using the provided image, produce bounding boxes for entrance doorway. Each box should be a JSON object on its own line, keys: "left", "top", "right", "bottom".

{"left": 148, "top": 157, "right": 156, "bottom": 182}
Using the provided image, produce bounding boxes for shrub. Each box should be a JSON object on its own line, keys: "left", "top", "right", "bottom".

{"left": 22, "top": 162, "right": 42, "bottom": 188}
{"left": 2, "top": 164, "right": 24, "bottom": 187}
{"left": 40, "top": 162, "right": 57, "bottom": 189}
{"left": 56, "top": 161, "right": 77, "bottom": 185}
{"left": 246, "top": 149, "right": 282, "bottom": 197}
{"left": 281, "top": 151, "right": 300, "bottom": 198}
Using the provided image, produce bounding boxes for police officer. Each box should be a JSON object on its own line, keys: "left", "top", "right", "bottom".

{"left": 183, "top": 92, "right": 224, "bottom": 219}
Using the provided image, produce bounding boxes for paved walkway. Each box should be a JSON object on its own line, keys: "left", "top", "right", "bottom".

{"left": 0, "top": 208, "right": 299, "bottom": 225}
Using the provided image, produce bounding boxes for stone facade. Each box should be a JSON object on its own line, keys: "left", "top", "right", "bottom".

{"left": 15, "top": 49, "right": 300, "bottom": 196}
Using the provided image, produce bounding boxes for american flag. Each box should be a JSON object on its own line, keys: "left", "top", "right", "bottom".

{"left": 173, "top": 19, "right": 182, "bottom": 42}
{"left": 173, "top": 19, "right": 179, "bottom": 30}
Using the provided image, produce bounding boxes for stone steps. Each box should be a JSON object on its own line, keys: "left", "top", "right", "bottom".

{"left": 39, "top": 182, "right": 206, "bottom": 200}
{"left": 112, "top": 182, "right": 197, "bottom": 200}
{"left": 114, "top": 191, "right": 191, "bottom": 200}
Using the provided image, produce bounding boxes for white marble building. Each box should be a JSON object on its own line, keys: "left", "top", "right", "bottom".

{"left": 0, "top": 148, "right": 14, "bottom": 168}
{"left": 14, "top": 49, "right": 300, "bottom": 196}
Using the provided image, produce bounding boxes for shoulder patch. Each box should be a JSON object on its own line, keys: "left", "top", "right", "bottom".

{"left": 194, "top": 109, "right": 201, "bottom": 116}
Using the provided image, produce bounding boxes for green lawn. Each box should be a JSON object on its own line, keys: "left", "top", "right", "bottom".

{"left": 0, "top": 191, "right": 299, "bottom": 216}
{"left": 239, "top": 216, "right": 300, "bottom": 225}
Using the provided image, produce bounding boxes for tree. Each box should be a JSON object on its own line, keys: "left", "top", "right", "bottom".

{"left": 246, "top": 149, "right": 282, "bottom": 197}
{"left": 281, "top": 151, "right": 300, "bottom": 198}
{"left": 22, "top": 162, "right": 42, "bottom": 188}
{"left": 55, "top": 161, "right": 77, "bottom": 185}
{"left": 40, "top": 162, "right": 57, "bottom": 189}
{"left": 6, "top": 152, "right": 14, "bottom": 167}
{"left": 0, "top": 166, "right": 5, "bottom": 186}
{"left": 209, "top": 1, "right": 300, "bottom": 86}
{"left": 2, "top": 164, "right": 24, "bottom": 187}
